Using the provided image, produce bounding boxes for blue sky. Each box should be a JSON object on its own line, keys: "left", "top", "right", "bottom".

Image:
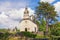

{"left": 0, "top": 0, "right": 60, "bottom": 9}
{"left": 0, "top": 0, "right": 60, "bottom": 10}
{"left": 0, "top": 0, "right": 60, "bottom": 29}
{"left": 0, "top": 0, "right": 39, "bottom": 9}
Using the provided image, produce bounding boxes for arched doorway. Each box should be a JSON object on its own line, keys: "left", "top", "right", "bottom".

{"left": 25, "top": 28, "right": 27, "bottom": 32}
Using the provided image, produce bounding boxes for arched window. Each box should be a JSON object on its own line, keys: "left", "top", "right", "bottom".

{"left": 35, "top": 27, "right": 36, "bottom": 32}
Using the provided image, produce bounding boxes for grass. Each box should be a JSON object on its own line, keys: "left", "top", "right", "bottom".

{"left": 0, "top": 29, "right": 8, "bottom": 33}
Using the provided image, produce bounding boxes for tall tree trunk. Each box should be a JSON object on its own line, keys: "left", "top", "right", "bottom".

{"left": 45, "top": 16, "right": 49, "bottom": 36}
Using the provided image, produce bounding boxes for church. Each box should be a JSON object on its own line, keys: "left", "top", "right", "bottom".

{"left": 18, "top": 8, "right": 38, "bottom": 32}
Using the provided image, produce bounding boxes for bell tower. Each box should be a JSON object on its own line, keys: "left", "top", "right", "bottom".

{"left": 23, "top": 7, "right": 29, "bottom": 20}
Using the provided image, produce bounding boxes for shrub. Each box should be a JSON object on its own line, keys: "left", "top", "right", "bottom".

{"left": 20, "top": 31, "right": 37, "bottom": 38}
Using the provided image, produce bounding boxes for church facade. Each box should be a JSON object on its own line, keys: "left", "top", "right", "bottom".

{"left": 19, "top": 8, "right": 38, "bottom": 32}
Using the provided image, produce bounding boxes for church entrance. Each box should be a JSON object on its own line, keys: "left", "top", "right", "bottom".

{"left": 25, "top": 28, "right": 27, "bottom": 32}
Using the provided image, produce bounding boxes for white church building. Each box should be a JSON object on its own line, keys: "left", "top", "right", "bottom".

{"left": 18, "top": 8, "right": 38, "bottom": 32}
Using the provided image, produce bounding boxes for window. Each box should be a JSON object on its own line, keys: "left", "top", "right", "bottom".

{"left": 35, "top": 27, "right": 36, "bottom": 32}
{"left": 25, "top": 21, "right": 27, "bottom": 23}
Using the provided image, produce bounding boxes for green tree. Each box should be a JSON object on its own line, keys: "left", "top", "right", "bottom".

{"left": 51, "top": 22, "right": 60, "bottom": 36}
{"left": 39, "top": 18, "right": 46, "bottom": 31}
{"left": 35, "top": 2, "right": 57, "bottom": 35}
{"left": 33, "top": 15, "right": 46, "bottom": 31}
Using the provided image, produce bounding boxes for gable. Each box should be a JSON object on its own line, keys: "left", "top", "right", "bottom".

{"left": 19, "top": 20, "right": 37, "bottom": 28}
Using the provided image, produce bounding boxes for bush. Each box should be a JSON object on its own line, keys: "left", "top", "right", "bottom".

{"left": 20, "top": 31, "right": 37, "bottom": 38}
{"left": 51, "top": 29, "right": 60, "bottom": 36}
{"left": 0, "top": 32, "right": 10, "bottom": 40}
{"left": 0, "top": 32, "right": 4, "bottom": 39}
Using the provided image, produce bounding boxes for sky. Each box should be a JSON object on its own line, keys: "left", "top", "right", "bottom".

{"left": 0, "top": 0, "right": 60, "bottom": 29}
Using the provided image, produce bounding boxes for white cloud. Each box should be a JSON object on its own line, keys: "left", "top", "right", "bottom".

{"left": 0, "top": 0, "right": 34, "bottom": 29}
{"left": 5, "top": 8, "right": 34, "bottom": 19}
{"left": 40, "top": 0, "right": 55, "bottom": 3}
{"left": 54, "top": 2, "right": 60, "bottom": 16}
{"left": 0, "top": 1, "right": 29, "bottom": 11}
{"left": 0, "top": 8, "right": 34, "bottom": 29}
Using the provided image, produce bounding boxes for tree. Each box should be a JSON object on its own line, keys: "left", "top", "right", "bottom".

{"left": 33, "top": 15, "right": 46, "bottom": 31}
{"left": 35, "top": 2, "right": 58, "bottom": 35}
{"left": 51, "top": 22, "right": 60, "bottom": 36}
{"left": 39, "top": 18, "right": 46, "bottom": 31}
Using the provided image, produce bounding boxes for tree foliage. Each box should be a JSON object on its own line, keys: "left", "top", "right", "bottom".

{"left": 39, "top": 18, "right": 46, "bottom": 31}
{"left": 35, "top": 2, "right": 58, "bottom": 34}
{"left": 51, "top": 22, "right": 60, "bottom": 36}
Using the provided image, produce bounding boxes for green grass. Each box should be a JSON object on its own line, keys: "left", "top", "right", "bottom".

{"left": 0, "top": 29, "right": 8, "bottom": 33}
